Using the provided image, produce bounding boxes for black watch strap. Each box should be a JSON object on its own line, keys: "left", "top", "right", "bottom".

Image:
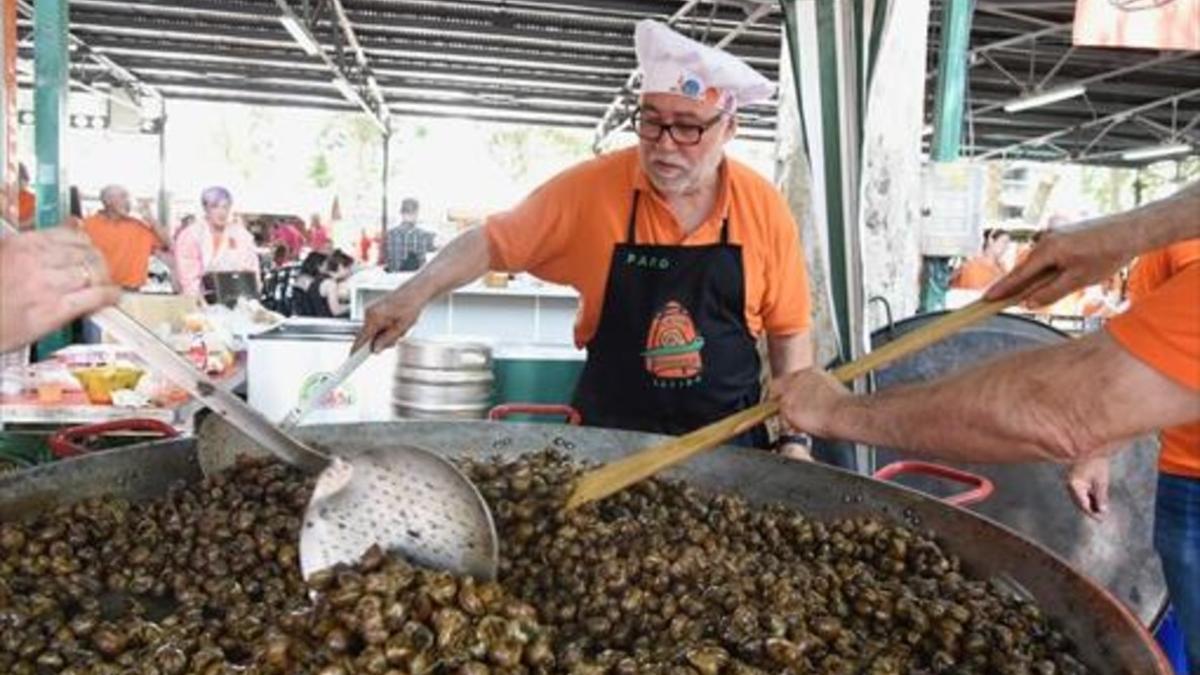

{"left": 774, "top": 433, "right": 812, "bottom": 449}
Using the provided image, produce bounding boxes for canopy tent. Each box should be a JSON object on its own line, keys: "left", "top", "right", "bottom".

{"left": 6, "top": 0, "right": 1198, "bottom": 362}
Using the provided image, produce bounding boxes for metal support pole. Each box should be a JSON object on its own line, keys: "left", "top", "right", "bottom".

{"left": 158, "top": 109, "right": 169, "bottom": 228}
{"left": 380, "top": 129, "right": 390, "bottom": 267}
{"left": 931, "top": 0, "right": 973, "bottom": 161}
{"left": 34, "top": 0, "right": 70, "bottom": 358}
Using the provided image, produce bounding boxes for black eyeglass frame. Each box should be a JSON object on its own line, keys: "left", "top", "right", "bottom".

{"left": 630, "top": 107, "right": 728, "bottom": 146}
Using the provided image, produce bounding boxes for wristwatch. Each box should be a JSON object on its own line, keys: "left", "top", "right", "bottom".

{"left": 774, "top": 433, "right": 812, "bottom": 450}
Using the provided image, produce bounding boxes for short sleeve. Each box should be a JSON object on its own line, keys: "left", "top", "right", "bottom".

{"left": 759, "top": 193, "right": 811, "bottom": 335}
{"left": 136, "top": 222, "right": 159, "bottom": 251}
{"left": 485, "top": 168, "right": 583, "bottom": 274}
{"left": 1107, "top": 264, "right": 1200, "bottom": 392}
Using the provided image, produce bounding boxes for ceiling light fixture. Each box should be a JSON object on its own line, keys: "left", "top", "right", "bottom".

{"left": 1003, "top": 84, "right": 1087, "bottom": 113}
{"left": 279, "top": 14, "right": 320, "bottom": 56}
{"left": 1121, "top": 142, "right": 1193, "bottom": 162}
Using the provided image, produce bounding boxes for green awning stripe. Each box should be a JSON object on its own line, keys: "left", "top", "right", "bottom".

{"left": 866, "top": 0, "right": 892, "bottom": 90}
{"left": 778, "top": 0, "right": 810, "bottom": 159}
{"left": 815, "top": 0, "right": 853, "bottom": 361}
{"left": 931, "top": 0, "right": 973, "bottom": 161}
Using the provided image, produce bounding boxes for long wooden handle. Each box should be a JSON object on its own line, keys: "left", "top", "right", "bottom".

{"left": 564, "top": 295, "right": 1017, "bottom": 511}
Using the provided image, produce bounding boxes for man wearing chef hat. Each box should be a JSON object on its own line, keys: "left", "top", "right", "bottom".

{"left": 357, "top": 20, "right": 814, "bottom": 455}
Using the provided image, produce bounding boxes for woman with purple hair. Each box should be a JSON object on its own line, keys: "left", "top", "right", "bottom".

{"left": 173, "top": 186, "right": 261, "bottom": 297}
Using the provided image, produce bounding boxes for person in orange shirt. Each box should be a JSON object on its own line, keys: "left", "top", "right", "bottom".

{"left": 949, "top": 228, "right": 1010, "bottom": 290}
{"left": 1127, "top": 237, "right": 1200, "bottom": 301}
{"left": 357, "top": 20, "right": 813, "bottom": 455}
{"left": 775, "top": 180, "right": 1200, "bottom": 670}
{"left": 17, "top": 163, "right": 35, "bottom": 230}
{"left": 79, "top": 185, "right": 171, "bottom": 290}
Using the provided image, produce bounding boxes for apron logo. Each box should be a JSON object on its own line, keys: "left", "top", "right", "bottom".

{"left": 625, "top": 252, "right": 671, "bottom": 270}
{"left": 643, "top": 300, "right": 705, "bottom": 384}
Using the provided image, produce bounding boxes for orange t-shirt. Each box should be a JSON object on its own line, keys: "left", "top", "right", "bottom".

{"left": 1127, "top": 239, "right": 1200, "bottom": 301}
{"left": 950, "top": 256, "right": 1003, "bottom": 290}
{"left": 1107, "top": 259, "right": 1200, "bottom": 478}
{"left": 81, "top": 213, "right": 160, "bottom": 289}
{"left": 17, "top": 188, "right": 35, "bottom": 228}
{"left": 485, "top": 147, "right": 811, "bottom": 347}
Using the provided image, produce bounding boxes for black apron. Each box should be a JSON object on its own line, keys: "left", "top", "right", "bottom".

{"left": 571, "top": 190, "right": 769, "bottom": 448}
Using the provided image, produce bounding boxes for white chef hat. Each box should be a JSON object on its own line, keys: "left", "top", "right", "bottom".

{"left": 634, "top": 19, "right": 774, "bottom": 113}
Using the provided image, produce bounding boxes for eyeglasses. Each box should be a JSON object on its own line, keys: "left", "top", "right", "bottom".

{"left": 631, "top": 107, "right": 726, "bottom": 146}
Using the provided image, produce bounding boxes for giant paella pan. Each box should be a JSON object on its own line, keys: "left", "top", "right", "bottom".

{"left": 0, "top": 420, "right": 1168, "bottom": 674}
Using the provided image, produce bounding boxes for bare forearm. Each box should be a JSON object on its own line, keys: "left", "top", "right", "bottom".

{"left": 824, "top": 332, "right": 1200, "bottom": 463}
{"left": 827, "top": 362, "right": 1079, "bottom": 463}
{"left": 139, "top": 213, "right": 171, "bottom": 249}
{"left": 1093, "top": 180, "right": 1200, "bottom": 253}
{"left": 768, "top": 330, "right": 812, "bottom": 378}
{"left": 402, "top": 227, "right": 491, "bottom": 304}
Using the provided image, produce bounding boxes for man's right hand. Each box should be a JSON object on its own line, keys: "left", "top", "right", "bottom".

{"left": 353, "top": 227, "right": 493, "bottom": 353}
{"left": 353, "top": 290, "right": 423, "bottom": 353}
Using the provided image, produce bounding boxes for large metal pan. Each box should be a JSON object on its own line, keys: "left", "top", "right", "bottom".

{"left": 0, "top": 420, "right": 1169, "bottom": 674}
{"left": 864, "top": 312, "right": 1165, "bottom": 626}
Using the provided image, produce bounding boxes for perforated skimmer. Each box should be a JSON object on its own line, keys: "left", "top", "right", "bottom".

{"left": 93, "top": 307, "right": 499, "bottom": 581}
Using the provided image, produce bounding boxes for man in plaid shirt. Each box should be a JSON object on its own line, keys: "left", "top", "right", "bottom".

{"left": 385, "top": 198, "right": 437, "bottom": 272}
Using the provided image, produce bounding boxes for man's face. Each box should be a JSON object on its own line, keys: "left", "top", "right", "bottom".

{"left": 636, "top": 93, "right": 736, "bottom": 196}
{"left": 105, "top": 188, "right": 131, "bottom": 217}
{"left": 400, "top": 208, "right": 417, "bottom": 226}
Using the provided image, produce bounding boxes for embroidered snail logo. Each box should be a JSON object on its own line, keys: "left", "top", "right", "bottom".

{"left": 643, "top": 300, "right": 705, "bottom": 382}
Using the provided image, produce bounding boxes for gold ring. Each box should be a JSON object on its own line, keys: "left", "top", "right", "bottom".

{"left": 79, "top": 263, "right": 93, "bottom": 288}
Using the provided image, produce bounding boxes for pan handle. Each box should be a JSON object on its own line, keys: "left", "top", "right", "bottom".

{"left": 49, "top": 418, "right": 180, "bottom": 459}
{"left": 488, "top": 403, "right": 582, "bottom": 426}
{"left": 873, "top": 461, "right": 994, "bottom": 507}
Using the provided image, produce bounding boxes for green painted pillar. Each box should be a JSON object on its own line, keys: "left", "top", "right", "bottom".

{"left": 930, "top": 0, "right": 972, "bottom": 162}
{"left": 34, "top": 0, "right": 71, "bottom": 358}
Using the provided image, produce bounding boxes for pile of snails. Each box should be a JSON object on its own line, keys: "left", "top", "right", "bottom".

{"left": 0, "top": 451, "right": 1090, "bottom": 674}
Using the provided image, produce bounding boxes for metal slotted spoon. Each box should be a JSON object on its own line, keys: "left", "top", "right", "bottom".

{"left": 93, "top": 307, "right": 499, "bottom": 581}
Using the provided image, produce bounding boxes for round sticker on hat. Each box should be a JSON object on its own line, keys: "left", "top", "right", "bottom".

{"left": 680, "top": 74, "right": 703, "bottom": 98}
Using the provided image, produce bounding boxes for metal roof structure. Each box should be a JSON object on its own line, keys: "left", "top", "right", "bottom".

{"left": 14, "top": 0, "right": 783, "bottom": 147}
{"left": 12, "top": 1, "right": 1199, "bottom": 165}
{"left": 928, "top": 0, "right": 1200, "bottom": 166}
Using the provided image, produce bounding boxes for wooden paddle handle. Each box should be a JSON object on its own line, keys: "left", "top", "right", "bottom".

{"left": 563, "top": 292, "right": 1028, "bottom": 511}
{"left": 671, "top": 296, "right": 1016, "bottom": 449}
{"left": 830, "top": 295, "right": 1011, "bottom": 383}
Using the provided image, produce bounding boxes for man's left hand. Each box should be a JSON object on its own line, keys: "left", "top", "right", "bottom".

{"left": 771, "top": 369, "right": 852, "bottom": 439}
